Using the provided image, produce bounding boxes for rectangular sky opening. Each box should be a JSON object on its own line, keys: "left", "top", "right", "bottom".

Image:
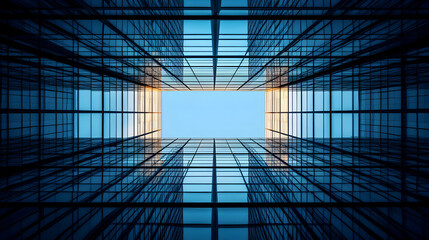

{"left": 162, "top": 91, "right": 264, "bottom": 138}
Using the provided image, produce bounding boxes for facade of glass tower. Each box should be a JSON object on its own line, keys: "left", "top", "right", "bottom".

{"left": 0, "top": 0, "right": 428, "bottom": 239}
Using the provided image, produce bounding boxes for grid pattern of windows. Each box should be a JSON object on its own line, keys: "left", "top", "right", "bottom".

{"left": 0, "top": 0, "right": 428, "bottom": 239}
{"left": 0, "top": 139, "right": 427, "bottom": 239}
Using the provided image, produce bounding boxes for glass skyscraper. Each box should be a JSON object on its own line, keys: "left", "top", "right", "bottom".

{"left": 0, "top": 0, "right": 428, "bottom": 239}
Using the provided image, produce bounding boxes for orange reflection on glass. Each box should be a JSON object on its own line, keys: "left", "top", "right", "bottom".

{"left": 265, "top": 87, "right": 288, "bottom": 140}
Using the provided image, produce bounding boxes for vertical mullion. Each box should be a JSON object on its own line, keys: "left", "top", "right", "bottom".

{"left": 211, "top": 139, "right": 218, "bottom": 240}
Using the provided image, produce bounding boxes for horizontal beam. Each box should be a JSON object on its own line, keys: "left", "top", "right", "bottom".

{"left": 7, "top": 7, "right": 429, "bottom": 11}
{"left": 0, "top": 164, "right": 423, "bottom": 172}
{"left": 0, "top": 14, "right": 427, "bottom": 20}
{"left": 3, "top": 55, "right": 401, "bottom": 59}
{"left": 0, "top": 201, "right": 425, "bottom": 208}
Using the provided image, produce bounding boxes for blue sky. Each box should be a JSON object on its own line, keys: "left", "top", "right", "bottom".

{"left": 162, "top": 91, "right": 264, "bottom": 138}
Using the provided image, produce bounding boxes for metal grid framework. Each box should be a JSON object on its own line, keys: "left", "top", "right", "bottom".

{"left": 0, "top": 0, "right": 429, "bottom": 239}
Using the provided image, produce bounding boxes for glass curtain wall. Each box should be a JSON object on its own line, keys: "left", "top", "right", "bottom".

{"left": 0, "top": 0, "right": 428, "bottom": 239}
